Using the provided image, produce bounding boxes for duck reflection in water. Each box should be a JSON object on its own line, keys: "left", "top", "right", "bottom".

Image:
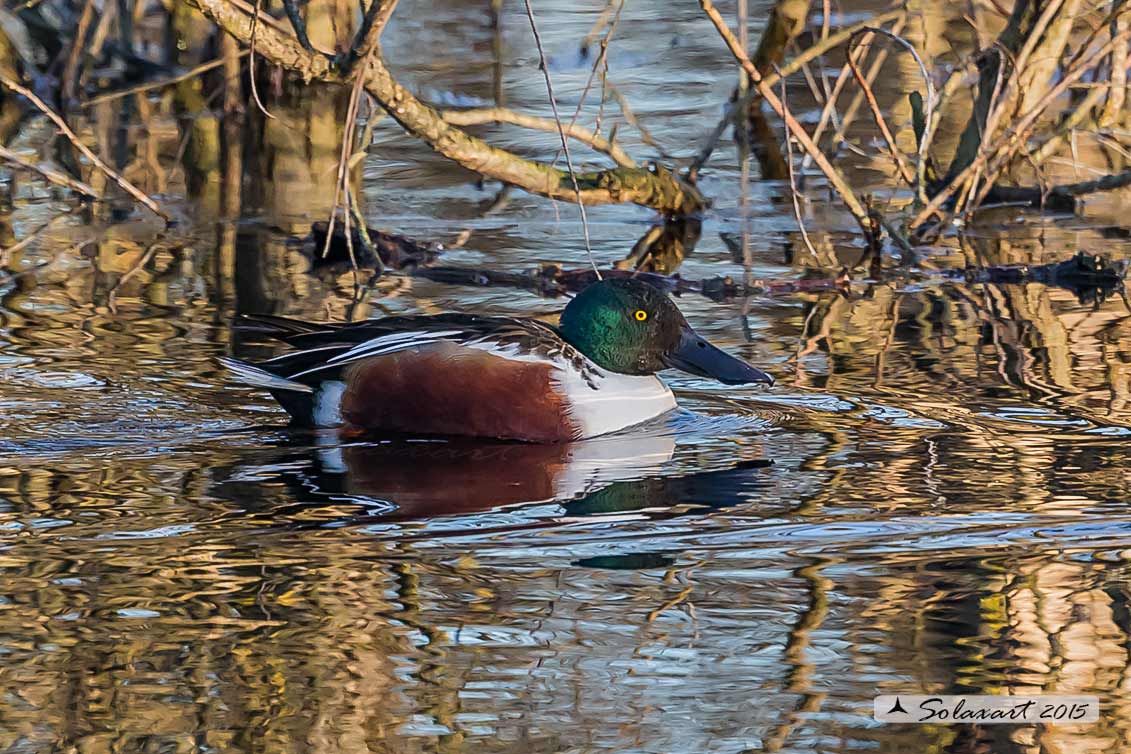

{"left": 215, "top": 429, "right": 773, "bottom": 534}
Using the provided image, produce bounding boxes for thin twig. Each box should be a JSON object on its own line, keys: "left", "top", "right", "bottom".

{"left": 0, "top": 76, "right": 168, "bottom": 220}
{"left": 322, "top": 50, "right": 374, "bottom": 276}
{"left": 321, "top": 1, "right": 399, "bottom": 270}
{"left": 844, "top": 36, "right": 916, "bottom": 186}
{"left": 551, "top": 0, "right": 625, "bottom": 171}
{"left": 579, "top": 0, "right": 620, "bottom": 55}
{"left": 849, "top": 27, "right": 935, "bottom": 204}
{"left": 523, "top": 0, "right": 599, "bottom": 275}
{"left": 248, "top": 0, "right": 276, "bottom": 120}
{"left": 911, "top": 29, "right": 1131, "bottom": 229}
{"left": 441, "top": 107, "right": 636, "bottom": 168}
{"left": 803, "top": 43, "right": 855, "bottom": 164}
{"left": 826, "top": 21, "right": 904, "bottom": 161}
{"left": 83, "top": 52, "right": 250, "bottom": 107}
{"left": 606, "top": 84, "right": 673, "bottom": 159}
{"left": 777, "top": 66, "right": 818, "bottom": 259}
{"left": 0, "top": 145, "right": 98, "bottom": 197}
{"left": 699, "top": 0, "right": 870, "bottom": 231}
{"left": 688, "top": 8, "right": 905, "bottom": 179}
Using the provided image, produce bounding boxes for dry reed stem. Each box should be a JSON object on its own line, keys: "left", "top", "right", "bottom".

{"left": 688, "top": 7, "right": 905, "bottom": 180}
{"left": 849, "top": 26, "right": 935, "bottom": 204}
{"left": 803, "top": 45, "right": 856, "bottom": 165}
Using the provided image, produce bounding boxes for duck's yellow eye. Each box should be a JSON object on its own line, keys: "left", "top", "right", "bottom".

{"left": 634, "top": 310, "right": 648, "bottom": 321}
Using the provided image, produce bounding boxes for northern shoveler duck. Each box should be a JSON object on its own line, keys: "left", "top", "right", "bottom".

{"left": 220, "top": 278, "right": 774, "bottom": 442}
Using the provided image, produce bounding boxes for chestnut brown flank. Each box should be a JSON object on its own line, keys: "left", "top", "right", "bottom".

{"left": 340, "top": 342, "right": 578, "bottom": 442}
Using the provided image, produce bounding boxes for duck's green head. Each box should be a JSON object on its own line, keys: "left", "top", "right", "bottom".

{"left": 558, "top": 278, "right": 774, "bottom": 385}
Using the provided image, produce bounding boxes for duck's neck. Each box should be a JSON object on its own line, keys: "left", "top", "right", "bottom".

{"left": 558, "top": 322, "right": 644, "bottom": 375}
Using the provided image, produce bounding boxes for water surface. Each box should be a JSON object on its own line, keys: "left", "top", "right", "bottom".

{"left": 2, "top": 1, "right": 1131, "bottom": 752}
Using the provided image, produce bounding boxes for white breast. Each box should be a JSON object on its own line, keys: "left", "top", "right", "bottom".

{"left": 556, "top": 367, "right": 677, "bottom": 439}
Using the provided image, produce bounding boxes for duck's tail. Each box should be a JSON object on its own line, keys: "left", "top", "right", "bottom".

{"left": 218, "top": 356, "right": 333, "bottom": 427}
{"left": 217, "top": 356, "right": 313, "bottom": 394}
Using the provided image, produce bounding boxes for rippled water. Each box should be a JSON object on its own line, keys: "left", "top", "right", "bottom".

{"left": 3, "top": 1, "right": 1131, "bottom": 752}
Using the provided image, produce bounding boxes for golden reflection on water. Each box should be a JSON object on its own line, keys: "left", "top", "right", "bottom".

{"left": 4, "top": 0, "right": 1131, "bottom": 752}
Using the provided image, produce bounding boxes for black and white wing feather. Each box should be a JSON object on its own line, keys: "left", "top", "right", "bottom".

{"left": 231, "top": 313, "right": 601, "bottom": 387}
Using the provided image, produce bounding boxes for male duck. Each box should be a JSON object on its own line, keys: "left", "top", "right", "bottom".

{"left": 220, "top": 278, "right": 774, "bottom": 442}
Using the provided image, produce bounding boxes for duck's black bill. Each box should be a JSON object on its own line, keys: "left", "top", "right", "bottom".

{"left": 664, "top": 330, "right": 775, "bottom": 386}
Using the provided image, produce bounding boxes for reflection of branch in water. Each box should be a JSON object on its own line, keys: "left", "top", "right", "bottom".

{"left": 391, "top": 557, "right": 469, "bottom": 753}
{"left": 761, "top": 558, "right": 832, "bottom": 753}
{"left": 614, "top": 216, "right": 701, "bottom": 274}
{"left": 0, "top": 145, "right": 98, "bottom": 198}
{"left": 411, "top": 262, "right": 852, "bottom": 302}
{"left": 446, "top": 185, "right": 515, "bottom": 251}
{"left": 83, "top": 51, "right": 250, "bottom": 108}
{"left": 106, "top": 235, "right": 166, "bottom": 313}
{"left": 0, "top": 75, "right": 168, "bottom": 220}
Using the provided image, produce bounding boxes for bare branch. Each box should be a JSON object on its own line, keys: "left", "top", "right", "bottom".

{"left": 440, "top": 107, "right": 637, "bottom": 168}
{"left": 191, "top": 0, "right": 704, "bottom": 213}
